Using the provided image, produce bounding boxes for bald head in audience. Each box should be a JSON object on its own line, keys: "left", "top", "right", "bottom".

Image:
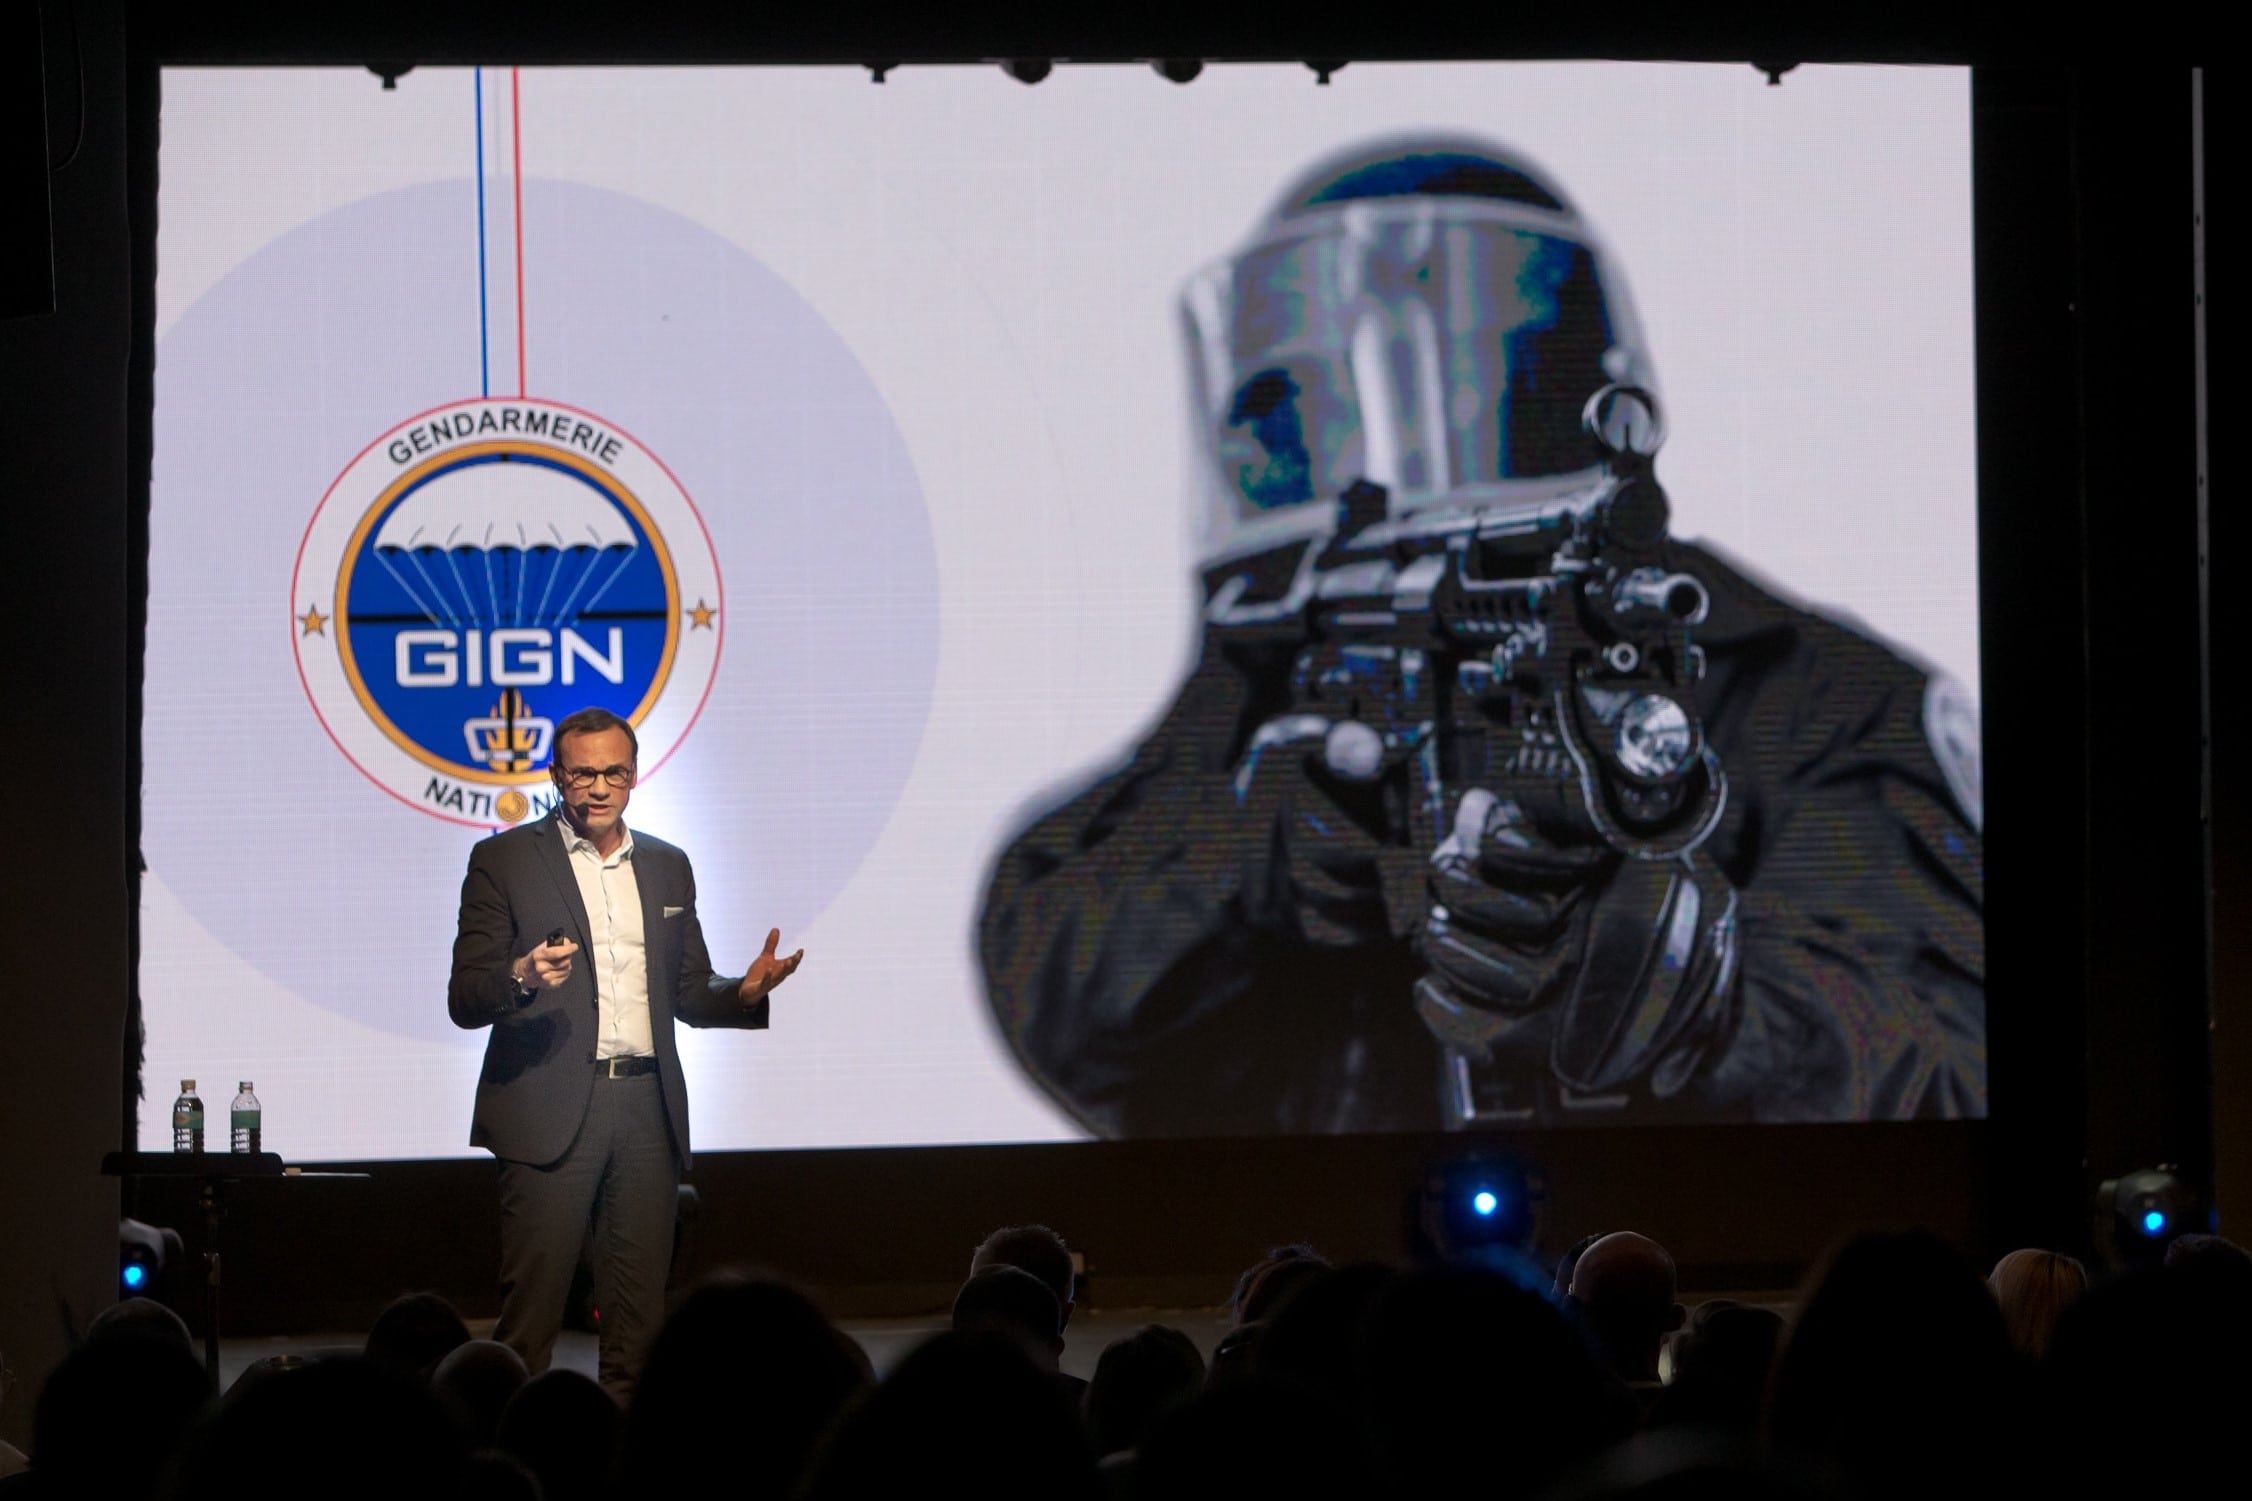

{"left": 1567, "top": 1231, "right": 1685, "bottom": 1384}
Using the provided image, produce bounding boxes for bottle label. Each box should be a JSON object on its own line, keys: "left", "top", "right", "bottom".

{"left": 175, "top": 1095, "right": 206, "bottom": 1152}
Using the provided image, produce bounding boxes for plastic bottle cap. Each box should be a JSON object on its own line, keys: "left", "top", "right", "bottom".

{"left": 240, "top": 1082, "right": 254, "bottom": 1091}
{"left": 181, "top": 1080, "right": 196, "bottom": 1091}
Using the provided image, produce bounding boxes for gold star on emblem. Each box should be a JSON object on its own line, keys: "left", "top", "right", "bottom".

{"left": 686, "top": 599, "right": 718, "bottom": 630}
{"left": 298, "top": 604, "right": 329, "bottom": 636}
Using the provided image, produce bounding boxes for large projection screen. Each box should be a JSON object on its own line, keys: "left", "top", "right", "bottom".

{"left": 142, "top": 63, "right": 1981, "bottom": 1158}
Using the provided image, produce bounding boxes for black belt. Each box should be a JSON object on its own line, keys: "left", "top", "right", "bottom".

{"left": 597, "top": 1055, "right": 658, "bottom": 1078}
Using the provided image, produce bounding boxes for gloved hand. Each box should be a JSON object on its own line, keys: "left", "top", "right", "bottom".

{"left": 1229, "top": 715, "right": 1427, "bottom": 949}
{"left": 1415, "top": 787, "right": 1739, "bottom": 1099}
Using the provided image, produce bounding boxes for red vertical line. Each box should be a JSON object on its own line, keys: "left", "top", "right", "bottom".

{"left": 512, "top": 67, "right": 528, "bottom": 398}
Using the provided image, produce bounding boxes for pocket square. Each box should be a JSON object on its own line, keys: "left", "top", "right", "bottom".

{"left": 663, "top": 905, "right": 684, "bottom": 918}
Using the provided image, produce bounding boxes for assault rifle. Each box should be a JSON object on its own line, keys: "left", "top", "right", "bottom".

{"left": 1208, "top": 387, "right": 1729, "bottom": 1121}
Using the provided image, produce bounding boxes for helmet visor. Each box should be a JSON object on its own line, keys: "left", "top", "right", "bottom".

{"left": 1185, "top": 203, "right": 1639, "bottom": 554}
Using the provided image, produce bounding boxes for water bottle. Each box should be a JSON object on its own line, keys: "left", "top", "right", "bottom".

{"left": 172, "top": 1080, "right": 204, "bottom": 1154}
{"left": 230, "top": 1082, "right": 262, "bottom": 1155}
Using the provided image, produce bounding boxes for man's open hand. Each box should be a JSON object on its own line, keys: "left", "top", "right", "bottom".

{"left": 739, "top": 928, "right": 805, "bottom": 1002}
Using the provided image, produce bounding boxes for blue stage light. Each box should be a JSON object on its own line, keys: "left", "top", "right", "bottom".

{"left": 2097, "top": 1166, "right": 2202, "bottom": 1268}
{"left": 118, "top": 1217, "right": 183, "bottom": 1301}
{"left": 1419, "top": 1153, "right": 1540, "bottom": 1267}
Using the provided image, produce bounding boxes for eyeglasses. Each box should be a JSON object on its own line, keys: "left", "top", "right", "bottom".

{"left": 558, "top": 764, "right": 635, "bottom": 789}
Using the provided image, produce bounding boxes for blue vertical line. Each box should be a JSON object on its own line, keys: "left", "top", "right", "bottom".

{"left": 475, "top": 67, "right": 491, "bottom": 398}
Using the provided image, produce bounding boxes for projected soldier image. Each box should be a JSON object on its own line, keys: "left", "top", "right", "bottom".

{"left": 977, "top": 137, "right": 1986, "bottom": 1134}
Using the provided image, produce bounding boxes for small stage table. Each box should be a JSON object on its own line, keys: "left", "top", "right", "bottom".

{"left": 101, "top": 1152, "right": 370, "bottom": 1387}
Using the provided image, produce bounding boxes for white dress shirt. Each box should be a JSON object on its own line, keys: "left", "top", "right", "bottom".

{"left": 559, "top": 814, "right": 654, "bottom": 1060}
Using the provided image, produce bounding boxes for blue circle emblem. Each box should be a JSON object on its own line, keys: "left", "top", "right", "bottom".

{"left": 299, "top": 398, "right": 723, "bottom": 826}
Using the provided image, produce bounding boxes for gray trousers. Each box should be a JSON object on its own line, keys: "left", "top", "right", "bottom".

{"left": 491, "top": 1072, "right": 677, "bottom": 1401}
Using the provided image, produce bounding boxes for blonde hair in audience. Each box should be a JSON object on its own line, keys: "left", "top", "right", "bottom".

{"left": 1988, "top": 1248, "right": 2088, "bottom": 1358}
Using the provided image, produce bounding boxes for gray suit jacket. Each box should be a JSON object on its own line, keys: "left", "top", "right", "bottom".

{"left": 447, "top": 814, "right": 764, "bottom": 1172}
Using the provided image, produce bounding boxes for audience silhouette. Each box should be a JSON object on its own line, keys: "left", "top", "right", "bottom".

{"left": 1083, "top": 1323, "right": 1204, "bottom": 1460}
{"left": 1363, "top": 1264, "right": 1633, "bottom": 1498}
{"left": 430, "top": 1338, "right": 530, "bottom": 1446}
{"left": 1567, "top": 1232, "right": 1686, "bottom": 1397}
{"left": 1767, "top": 1230, "right": 2021, "bottom": 1501}
{"left": 168, "top": 1356, "right": 467, "bottom": 1501}
{"left": 1987, "top": 1247, "right": 2087, "bottom": 1358}
{"left": 9, "top": 1219, "right": 2250, "bottom": 1501}
{"left": 1645, "top": 1298, "right": 1785, "bottom": 1434}
{"left": 799, "top": 1328, "right": 1099, "bottom": 1501}
{"left": 494, "top": 1368, "right": 620, "bottom": 1501}
{"left": 0, "top": 1331, "right": 208, "bottom": 1499}
{"left": 971, "top": 1224, "right": 1079, "bottom": 1330}
{"left": 1228, "top": 1243, "right": 1331, "bottom": 1326}
{"left": 617, "top": 1275, "right": 867, "bottom": 1501}
{"left": 1127, "top": 1373, "right": 1370, "bottom": 1501}
{"left": 84, "top": 1298, "right": 197, "bottom": 1356}
{"left": 952, "top": 1263, "right": 1068, "bottom": 1372}
{"left": 364, "top": 1290, "right": 474, "bottom": 1381}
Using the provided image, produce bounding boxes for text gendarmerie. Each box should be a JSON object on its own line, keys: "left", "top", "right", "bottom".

{"left": 387, "top": 405, "right": 625, "bottom": 467}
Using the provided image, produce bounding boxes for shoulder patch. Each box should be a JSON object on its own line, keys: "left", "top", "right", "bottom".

{"left": 1923, "top": 674, "right": 1983, "bottom": 833}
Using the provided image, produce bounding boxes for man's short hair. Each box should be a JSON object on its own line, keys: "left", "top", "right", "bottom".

{"left": 86, "top": 1298, "right": 195, "bottom": 1357}
{"left": 365, "top": 1290, "right": 473, "bottom": 1378}
{"left": 551, "top": 707, "right": 639, "bottom": 764}
{"left": 970, "top": 1224, "right": 1076, "bottom": 1313}
{"left": 1228, "top": 1243, "right": 1331, "bottom": 1325}
{"left": 951, "top": 1264, "right": 1064, "bottom": 1350}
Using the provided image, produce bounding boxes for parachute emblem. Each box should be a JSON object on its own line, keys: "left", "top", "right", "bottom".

{"left": 293, "top": 398, "right": 723, "bottom": 828}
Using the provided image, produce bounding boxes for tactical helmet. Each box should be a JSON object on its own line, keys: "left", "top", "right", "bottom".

{"left": 1182, "top": 137, "right": 1655, "bottom": 562}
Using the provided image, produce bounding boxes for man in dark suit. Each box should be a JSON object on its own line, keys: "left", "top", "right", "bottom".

{"left": 449, "top": 706, "right": 803, "bottom": 1397}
